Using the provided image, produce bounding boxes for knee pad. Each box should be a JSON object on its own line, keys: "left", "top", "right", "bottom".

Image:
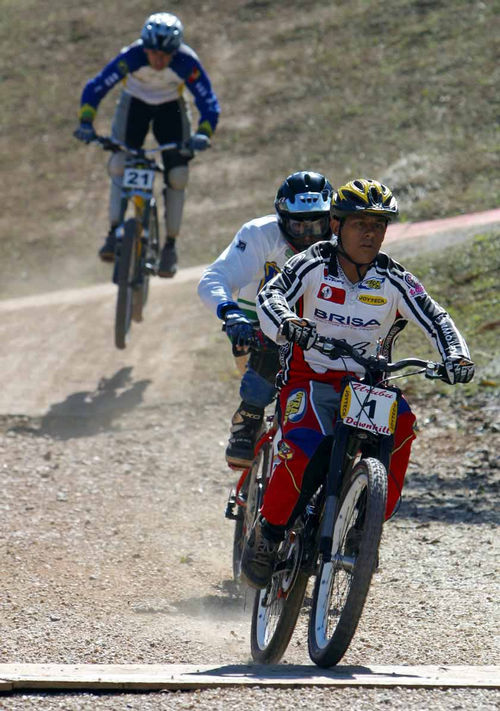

{"left": 166, "top": 165, "right": 188, "bottom": 190}
{"left": 107, "top": 152, "right": 125, "bottom": 178}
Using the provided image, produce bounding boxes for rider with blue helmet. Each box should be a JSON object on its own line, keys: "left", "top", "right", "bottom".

{"left": 74, "top": 12, "right": 220, "bottom": 277}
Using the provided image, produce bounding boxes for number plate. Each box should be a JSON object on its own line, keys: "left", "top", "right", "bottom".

{"left": 123, "top": 167, "right": 155, "bottom": 190}
{"left": 339, "top": 382, "right": 398, "bottom": 435}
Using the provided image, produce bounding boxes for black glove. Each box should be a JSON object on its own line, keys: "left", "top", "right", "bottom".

{"left": 443, "top": 355, "right": 475, "bottom": 384}
{"left": 73, "top": 121, "right": 96, "bottom": 144}
{"left": 224, "top": 309, "right": 254, "bottom": 348}
{"left": 280, "top": 318, "right": 317, "bottom": 350}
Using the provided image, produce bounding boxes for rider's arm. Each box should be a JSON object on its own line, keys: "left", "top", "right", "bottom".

{"left": 386, "top": 257, "right": 471, "bottom": 361}
{"left": 256, "top": 245, "right": 325, "bottom": 344}
{"left": 197, "top": 219, "right": 272, "bottom": 320}
{"left": 169, "top": 46, "right": 220, "bottom": 137}
{"left": 78, "top": 42, "right": 147, "bottom": 123}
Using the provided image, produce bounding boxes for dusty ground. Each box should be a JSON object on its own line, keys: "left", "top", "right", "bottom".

{"left": 0, "top": 257, "right": 498, "bottom": 709}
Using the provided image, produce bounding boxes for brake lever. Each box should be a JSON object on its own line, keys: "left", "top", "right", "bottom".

{"left": 425, "top": 362, "right": 446, "bottom": 380}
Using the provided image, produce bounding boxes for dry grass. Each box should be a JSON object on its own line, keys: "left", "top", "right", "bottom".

{"left": 1, "top": 0, "right": 498, "bottom": 297}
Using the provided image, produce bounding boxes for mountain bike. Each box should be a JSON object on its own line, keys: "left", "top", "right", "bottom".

{"left": 224, "top": 329, "right": 279, "bottom": 582}
{"left": 225, "top": 411, "right": 277, "bottom": 582}
{"left": 93, "top": 135, "right": 194, "bottom": 350}
{"left": 246, "top": 336, "right": 447, "bottom": 667}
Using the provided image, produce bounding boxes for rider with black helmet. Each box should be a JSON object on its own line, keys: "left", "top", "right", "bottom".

{"left": 74, "top": 12, "right": 220, "bottom": 277}
{"left": 198, "top": 170, "right": 334, "bottom": 469}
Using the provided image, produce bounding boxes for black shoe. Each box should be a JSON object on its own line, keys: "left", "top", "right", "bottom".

{"left": 99, "top": 228, "right": 117, "bottom": 263}
{"left": 158, "top": 242, "right": 178, "bottom": 278}
{"left": 241, "top": 519, "right": 279, "bottom": 589}
{"left": 225, "top": 403, "right": 264, "bottom": 469}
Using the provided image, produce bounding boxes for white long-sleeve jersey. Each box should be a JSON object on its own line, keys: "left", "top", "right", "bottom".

{"left": 256, "top": 240, "right": 471, "bottom": 382}
{"left": 198, "top": 214, "right": 299, "bottom": 321}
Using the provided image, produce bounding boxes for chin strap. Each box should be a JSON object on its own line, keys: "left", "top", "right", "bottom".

{"left": 336, "top": 221, "right": 374, "bottom": 282}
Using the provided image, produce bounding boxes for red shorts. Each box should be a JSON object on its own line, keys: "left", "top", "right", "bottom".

{"left": 260, "top": 379, "right": 416, "bottom": 526}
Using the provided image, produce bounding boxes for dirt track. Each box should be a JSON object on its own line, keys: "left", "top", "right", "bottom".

{"left": 0, "top": 227, "right": 498, "bottom": 709}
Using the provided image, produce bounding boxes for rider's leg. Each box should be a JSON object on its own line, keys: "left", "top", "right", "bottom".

{"left": 152, "top": 98, "right": 191, "bottom": 277}
{"left": 386, "top": 396, "right": 417, "bottom": 519}
{"left": 241, "top": 380, "right": 339, "bottom": 589}
{"left": 226, "top": 347, "right": 280, "bottom": 468}
{"left": 260, "top": 380, "right": 340, "bottom": 527}
{"left": 101, "top": 93, "right": 151, "bottom": 261}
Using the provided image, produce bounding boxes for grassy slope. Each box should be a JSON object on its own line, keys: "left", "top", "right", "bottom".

{"left": 1, "top": 0, "right": 498, "bottom": 297}
{"left": 390, "top": 229, "right": 499, "bottom": 395}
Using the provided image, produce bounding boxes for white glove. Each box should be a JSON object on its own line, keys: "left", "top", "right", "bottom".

{"left": 443, "top": 355, "right": 475, "bottom": 384}
{"left": 280, "top": 318, "right": 317, "bottom": 350}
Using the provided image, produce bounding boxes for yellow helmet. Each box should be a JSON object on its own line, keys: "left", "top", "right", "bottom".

{"left": 331, "top": 179, "right": 399, "bottom": 222}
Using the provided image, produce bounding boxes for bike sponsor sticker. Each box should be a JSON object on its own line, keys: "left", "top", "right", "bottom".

{"left": 359, "top": 277, "right": 385, "bottom": 290}
{"left": 358, "top": 294, "right": 388, "bottom": 306}
{"left": 277, "top": 439, "right": 294, "bottom": 460}
{"left": 317, "top": 284, "right": 346, "bottom": 304}
{"left": 340, "top": 381, "right": 397, "bottom": 435}
{"left": 404, "top": 271, "right": 426, "bottom": 297}
{"left": 258, "top": 261, "right": 280, "bottom": 291}
{"left": 283, "top": 389, "right": 307, "bottom": 424}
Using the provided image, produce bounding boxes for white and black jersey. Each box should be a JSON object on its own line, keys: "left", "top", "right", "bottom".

{"left": 256, "top": 240, "right": 470, "bottom": 383}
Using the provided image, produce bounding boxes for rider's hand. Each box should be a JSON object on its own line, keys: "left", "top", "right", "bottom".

{"left": 73, "top": 122, "right": 96, "bottom": 144}
{"left": 280, "top": 318, "right": 317, "bottom": 350}
{"left": 188, "top": 133, "right": 211, "bottom": 152}
{"left": 224, "top": 309, "right": 254, "bottom": 348}
{"left": 443, "top": 355, "right": 475, "bottom": 384}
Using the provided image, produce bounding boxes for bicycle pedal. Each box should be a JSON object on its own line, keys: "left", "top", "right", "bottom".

{"left": 143, "top": 262, "right": 156, "bottom": 275}
{"left": 224, "top": 491, "right": 241, "bottom": 520}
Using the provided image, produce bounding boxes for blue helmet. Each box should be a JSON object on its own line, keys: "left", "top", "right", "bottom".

{"left": 141, "top": 13, "right": 184, "bottom": 53}
{"left": 275, "top": 171, "right": 333, "bottom": 249}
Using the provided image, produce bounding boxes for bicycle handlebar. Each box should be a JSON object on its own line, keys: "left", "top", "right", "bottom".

{"left": 312, "top": 335, "right": 446, "bottom": 380}
{"left": 92, "top": 134, "right": 194, "bottom": 158}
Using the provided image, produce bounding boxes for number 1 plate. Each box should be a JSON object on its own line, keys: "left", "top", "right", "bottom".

{"left": 123, "top": 167, "right": 155, "bottom": 190}
{"left": 340, "top": 381, "right": 398, "bottom": 435}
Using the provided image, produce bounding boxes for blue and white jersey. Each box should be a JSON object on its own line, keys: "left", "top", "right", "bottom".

{"left": 198, "top": 215, "right": 302, "bottom": 322}
{"left": 257, "top": 240, "right": 471, "bottom": 381}
{"left": 78, "top": 40, "right": 220, "bottom": 135}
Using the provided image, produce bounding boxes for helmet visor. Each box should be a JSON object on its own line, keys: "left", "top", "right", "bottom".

{"left": 287, "top": 215, "right": 330, "bottom": 238}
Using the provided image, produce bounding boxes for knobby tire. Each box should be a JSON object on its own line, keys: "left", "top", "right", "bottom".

{"left": 308, "top": 457, "right": 387, "bottom": 667}
{"left": 233, "top": 442, "right": 270, "bottom": 582}
{"left": 115, "top": 218, "right": 139, "bottom": 350}
{"left": 250, "top": 532, "right": 309, "bottom": 664}
{"left": 132, "top": 201, "right": 158, "bottom": 323}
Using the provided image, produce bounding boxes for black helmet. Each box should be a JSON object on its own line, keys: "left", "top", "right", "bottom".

{"left": 275, "top": 171, "right": 333, "bottom": 250}
{"left": 141, "top": 13, "right": 184, "bottom": 53}
{"left": 331, "top": 179, "right": 399, "bottom": 222}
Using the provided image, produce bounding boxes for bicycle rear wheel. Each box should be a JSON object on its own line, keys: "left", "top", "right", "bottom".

{"left": 250, "top": 528, "right": 309, "bottom": 664}
{"left": 115, "top": 218, "right": 139, "bottom": 350}
{"left": 232, "top": 442, "right": 270, "bottom": 582}
{"left": 308, "top": 457, "right": 387, "bottom": 668}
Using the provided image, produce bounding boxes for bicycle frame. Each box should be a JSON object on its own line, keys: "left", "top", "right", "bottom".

{"left": 318, "top": 377, "right": 399, "bottom": 561}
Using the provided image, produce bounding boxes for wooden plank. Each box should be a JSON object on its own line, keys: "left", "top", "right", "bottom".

{"left": 0, "top": 664, "right": 498, "bottom": 692}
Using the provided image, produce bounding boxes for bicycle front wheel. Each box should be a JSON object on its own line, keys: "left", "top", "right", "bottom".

{"left": 132, "top": 200, "right": 158, "bottom": 323}
{"left": 308, "top": 457, "right": 387, "bottom": 668}
{"left": 233, "top": 442, "right": 270, "bottom": 583}
{"left": 115, "top": 218, "right": 139, "bottom": 350}
{"left": 250, "top": 529, "right": 309, "bottom": 664}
